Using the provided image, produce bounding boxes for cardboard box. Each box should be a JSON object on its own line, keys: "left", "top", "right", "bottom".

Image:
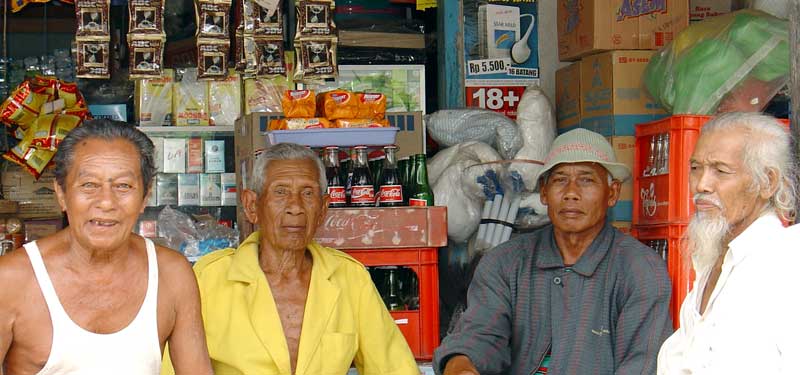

{"left": 200, "top": 173, "right": 222, "bottom": 206}
{"left": 186, "top": 138, "right": 204, "bottom": 173}
{"left": 556, "top": 62, "right": 581, "bottom": 133}
{"left": 1, "top": 166, "right": 62, "bottom": 219}
{"left": 690, "top": 0, "right": 732, "bottom": 22}
{"left": 579, "top": 51, "right": 667, "bottom": 136}
{"left": 163, "top": 138, "right": 186, "bottom": 173}
{"left": 557, "top": 0, "right": 688, "bottom": 61}
{"left": 221, "top": 173, "right": 237, "bottom": 206}
{"left": 178, "top": 173, "right": 200, "bottom": 206}
{"left": 607, "top": 136, "right": 635, "bottom": 221}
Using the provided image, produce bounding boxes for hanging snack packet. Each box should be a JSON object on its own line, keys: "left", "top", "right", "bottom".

{"left": 356, "top": 92, "right": 387, "bottom": 119}
{"left": 197, "top": 39, "right": 230, "bottom": 80}
{"left": 57, "top": 81, "right": 88, "bottom": 110}
{"left": 0, "top": 80, "right": 51, "bottom": 128}
{"left": 76, "top": 37, "right": 111, "bottom": 79}
{"left": 75, "top": 0, "right": 111, "bottom": 37}
{"left": 244, "top": 76, "right": 289, "bottom": 114}
{"left": 254, "top": 36, "right": 286, "bottom": 77}
{"left": 253, "top": 1, "right": 283, "bottom": 36}
{"left": 334, "top": 118, "right": 390, "bottom": 128}
{"left": 173, "top": 68, "right": 210, "bottom": 126}
{"left": 237, "top": 0, "right": 256, "bottom": 33}
{"left": 268, "top": 117, "right": 331, "bottom": 130}
{"left": 128, "top": 0, "right": 164, "bottom": 34}
{"left": 317, "top": 90, "right": 358, "bottom": 120}
{"left": 295, "top": 0, "right": 336, "bottom": 38}
{"left": 235, "top": 33, "right": 258, "bottom": 76}
{"left": 31, "top": 114, "right": 82, "bottom": 151}
{"left": 209, "top": 71, "right": 242, "bottom": 126}
{"left": 294, "top": 38, "right": 337, "bottom": 82}
{"left": 3, "top": 128, "right": 56, "bottom": 180}
{"left": 129, "top": 34, "right": 166, "bottom": 79}
{"left": 281, "top": 89, "right": 316, "bottom": 118}
{"left": 136, "top": 69, "right": 174, "bottom": 126}
{"left": 196, "top": 0, "right": 231, "bottom": 39}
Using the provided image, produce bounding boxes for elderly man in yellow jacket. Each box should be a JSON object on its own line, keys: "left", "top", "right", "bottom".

{"left": 162, "top": 143, "right": 418, "bottom": 375}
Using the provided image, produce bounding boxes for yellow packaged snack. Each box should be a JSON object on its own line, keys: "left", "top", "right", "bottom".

{"left": 31, "top": 114, "right": 82, "bottom": 151}
{"left": 136, "top": 69, "right": 174, "bottom": 126}
{"left": 0, "top": 80, "right": 50, "bottom": 128}
{"left": 268, "top": 117, "right": 330, "bottom": 130}
{"left": 173, "top": 68, "right": 210, "bottom": 126}
{"left": 356, "top": 92, "right": 387, "bottom": 120}
{"left": 281, "top": 89, "right": 316, "bottom": 118}
{"left": 57, "top": 81, "right": 89, "bottom": 110}
{"left": 209, "top": 70, "right": 242, "bottom": 126}
{"left": 317, "top": 90, "right": 358, "bottom": 120}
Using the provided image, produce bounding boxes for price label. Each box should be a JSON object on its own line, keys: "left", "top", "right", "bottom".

{"left": 466, "top": 58, "right": 511, "bottom": 76}
{"left": 465, "top": 86, "right": 525, "bottom": 119}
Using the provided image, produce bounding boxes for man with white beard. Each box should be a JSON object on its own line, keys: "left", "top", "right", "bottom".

{"left": 657, "top": 112, "right": 800, "bottom": 374}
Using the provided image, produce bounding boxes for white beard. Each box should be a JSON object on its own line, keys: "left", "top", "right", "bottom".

{"left": 686, "top": 199, "right": 731, "bottom": 273}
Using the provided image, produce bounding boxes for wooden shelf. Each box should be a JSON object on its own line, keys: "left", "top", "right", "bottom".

{"left": 137, "top": 125, "right": 234, "bottom": 136}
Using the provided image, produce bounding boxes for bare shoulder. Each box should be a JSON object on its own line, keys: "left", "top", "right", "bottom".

{"left": 153, "top": 243, "right": 195, "bottom": 290}
{"left": 0, "top": 249, "right": 36, "bottom": 321}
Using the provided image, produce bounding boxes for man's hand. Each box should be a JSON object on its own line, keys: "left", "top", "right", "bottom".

{"left": 443, "top": 355, "right": 479, "bottom": 375}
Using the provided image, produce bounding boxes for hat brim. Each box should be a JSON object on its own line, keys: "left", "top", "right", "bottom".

{"left": 534, "top": 160, "right": 631, "bottom": 191}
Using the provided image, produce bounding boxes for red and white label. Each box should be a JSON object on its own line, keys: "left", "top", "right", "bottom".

{"left": 409, "top": 198, "right": 428, "bottom": 207}
{"left": 331, "top": 92, "right": 351, "bottom": 104}
{"left": 327, "top": 186, "right": 346, "bottom": 204}
{"left": 350, "top": 185, "right": 375, "bottom": 204}
{"left": 360, "top": 93, "right": 384, "bottom": 103}
{"left": 288, "top": 90, "right": 310, "bottom": 99}
{"left": 379, "top": 185, "right": 403, "bottom": 203}
{"left": 465, "top": 85, "right": 525, "bottom": 119}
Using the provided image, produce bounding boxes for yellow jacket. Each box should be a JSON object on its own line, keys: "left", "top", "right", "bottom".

{"left": 162, "top": 232, "right": 419, "bottom": 375}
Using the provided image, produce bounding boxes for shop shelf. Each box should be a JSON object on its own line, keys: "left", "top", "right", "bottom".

{"left": 267, "top": 127, "right": 399, "bottom": 148}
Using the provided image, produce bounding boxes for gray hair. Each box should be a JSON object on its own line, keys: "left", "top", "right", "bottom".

{"left": 54, "top": 119, "right": 156, "bottom": 197}
{"left": 701, "top": 112, "right": 797, "bottom": 222}
{"left": 250, "top": 143, "right": 327, "bottom": 196}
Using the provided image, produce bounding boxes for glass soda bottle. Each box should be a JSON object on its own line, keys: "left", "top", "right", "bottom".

{"left": 382, "top": 266, "right": 405, "bottom": 311}
{"left": 323, "top": 146, "right": 346, "bottom": 208}
{"left": 409, "top": 154, "right": 434, "bottom": 206}
{"left": 349, "top": 146, "right": 376, "bottom": 207}
{"left": 378, "top": 145, "right": 403, "bottom": 207}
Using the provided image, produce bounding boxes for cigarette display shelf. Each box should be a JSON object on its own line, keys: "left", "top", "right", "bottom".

{"left": 137, "top": 125, "right": 234, "bottom": 136}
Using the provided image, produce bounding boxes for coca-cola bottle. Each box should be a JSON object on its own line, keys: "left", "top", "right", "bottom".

{"left": 378, "top": 145, "right": 403, "bottom": 207}
{"left": 343, "top": 148, "right": 355, "bottom": 203}
{"left": 409, "top": 154, "right": 434, "bottom": 206}
{"left": 349, "top": 146, "right": 376, "bottom": 207}
{"left": 323, "top": 146, "right": 346, "bottom": 208}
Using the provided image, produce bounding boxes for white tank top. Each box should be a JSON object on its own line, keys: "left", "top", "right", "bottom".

{"left": 24, "top": 239, "right": 162, "bottom": 375}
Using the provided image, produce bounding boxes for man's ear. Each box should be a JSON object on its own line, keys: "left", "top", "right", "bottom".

{"left": 607, "top": 179, "right": 622, "bottom": 208}
{"left": 53, "top": 180, "right": 67, "bottom": 212}
{"left": 761, "top": 168, "right": 780, "bottom": 200}
{"left": 317, "top": 194, "right": 329, "bottom": 228}
{"left": 241, "top": 189, "right": 260, "bottom": 224}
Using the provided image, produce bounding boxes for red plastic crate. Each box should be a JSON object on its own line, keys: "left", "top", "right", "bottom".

{"left": 634, "top": 224, "right": 694, "bottom": 329}
{"left": 343, "top": 247, "right": 439, "bottom": 361}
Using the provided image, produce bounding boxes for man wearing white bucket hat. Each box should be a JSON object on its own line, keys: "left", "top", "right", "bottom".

{"left": 434, "top": 128, "right": 673, "bottom": 375}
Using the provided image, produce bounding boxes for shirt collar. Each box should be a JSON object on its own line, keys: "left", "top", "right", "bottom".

{"left": 228, "top": 231, "right": 340, "bottom": 283}
{"left": 536, "top": 222, "right": 615, "bottom": 277}
{"left": 726, "top": 212, "right": 783, "bottom": 265}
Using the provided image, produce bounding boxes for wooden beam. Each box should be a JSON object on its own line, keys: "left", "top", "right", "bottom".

{"left": 436, "top": 0, "right": 464, "bottom": 109}
{"left": 791, "top": 0, "right": 800, "bottom": 217}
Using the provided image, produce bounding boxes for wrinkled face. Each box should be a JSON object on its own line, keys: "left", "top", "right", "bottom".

{"left": 55, "top": 138, "right": 147, "bottom": 252}
{"left": 689, "top": 130, "right": 769, "bottom": 238}
{"left": 243, "top": 159, "right": 329, "bottom": 253}
{"left": 540, "top": 162, "right": 619, "bottom": 237}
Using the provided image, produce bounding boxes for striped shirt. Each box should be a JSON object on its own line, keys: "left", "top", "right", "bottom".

{"left": 433, "top": 223, "right": 673, "bottom": 375}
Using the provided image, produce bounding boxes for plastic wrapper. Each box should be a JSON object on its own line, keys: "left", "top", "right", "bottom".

{"left": 428, "top": 141, "right": 500, "bottom": 186}
{"left": 254, "top": 36, "right": 286, "bottom": 77}
{"left": 197, "top": 39, "right": 230, "bottom": 80}
{"left": 75, "top": 37, "right": 111, "bottom": 79}
{"left": 253, "top": 0, "right": 283, "bottom": 35}
{"left": 209, "top": 72, "right": 242, "bottom": 126}
{"left": 281, "top": 89, "right": 316, "bottom": 118}
{"left": 434, "top": 158, "right": 482, "bottom": 244}
{"left": 57, "top": 81, "right": 88, "bottom": 111}
{"left": 156, "top": 206, "right": 239, "bottom": 258}
{"left": 317, "top": 90, "right": 358, "bottom": 120}
{"left": 128, "top": 0, "right": 164, "bottom": 34}
{"left": 128, "top": 34, "right": 166, "bottom": 79}
{"left": 244, "top": 76, "right": 289, "bottom": 114}
{"left": 0, "top": 80, "right": 51, "bottom": 128}
{"left": 643, "top": 10, "right": 789, "bottom": 115}
{"left": 195, "top": 0, "right": 231, "bottom": 39}
{"left": 334, "top": 118, "right": 389, "bottom": 128}
{"left": 355, "top": 93, "right": 386, "bottom": 120}
{"left": 3, "top": 129, "right": 55, "bottom": 180}
{"left": 512, "top": 86, "right": 557, "bottom": 192}
{"left": 136, "top": 69, "right": 174, "bottom": 126}
{"left": 75, "top": 0, "right": 110, "bottom": 37}
{"left": 294, "top": 38, "right": 338, "bottom": 82}
{"left": 31, "top": 114, "right": 82, "bottom": 151}
{"left": 426, "top": 109, "right": 522, "bottom": 160}
{"left": 268, "top": 117, "right": 331, "bottom": 130}
{"left": 173, "top": 68, "right": 210, "bottom": 126}
{"left": 295, "top": 0, "right": 336, "bottom": 38}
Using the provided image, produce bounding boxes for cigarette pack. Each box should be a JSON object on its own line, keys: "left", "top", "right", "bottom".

{"left": 151, "top": 136, "right": 164, "bottom": 172}
{"left": 156, "top": 173, "right": 178, "bottom": 206}
{"left": 478, "top": 4, "right": 520, "bottom": 60}
{"left": 186, "top": 137, "right": 204, "bottom": 173}
{"left": 204, "top": 139, "right": 225, "bottom": 173}
{"left": 178, "top": 173, "right": 200, "bottom": 206}
{"left": 200, "top": 173, "right": 222, "bottom": 206}
{"left": 163, "top": 138, "right": 186, "bottom": 173}
{"left": 221, "top": 172, "right": 237, "bottom": 206}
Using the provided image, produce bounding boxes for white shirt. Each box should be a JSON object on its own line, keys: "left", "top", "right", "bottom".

{"left": 657, "top": 214, "right": 800, "bottom": 374}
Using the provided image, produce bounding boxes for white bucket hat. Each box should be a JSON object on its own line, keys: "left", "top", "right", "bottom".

{"left": 534, "top": 128, "right": 631, "bottom": 190}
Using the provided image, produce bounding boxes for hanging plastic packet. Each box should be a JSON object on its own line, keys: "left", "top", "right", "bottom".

{"left": 197, "top": 39, "right": 230, "bottom": 80}
{"left": 235, "top": 33, "right": 258, "bottom": 76}
{"left": 237, "top": 0, "right": 256, "bottom": 33}
{"left": 244, "top": 76, "right": 289, "bottom": 114}
{"left": 75, "top": 0, "right": 111, "bottom": 37}
{"left": 196, "top": 0, "right": 232, "bottom": 39}
{"left": 0, "top": 80, "right": 50, "bottom": 128}
{"left": 254, "top": 0, "right": 283, "bottom": 36}
{"left": 281, "top": 90, "right": 316, "bottom": 118}
{"left": 317, "top": 90, "right": 358, "bottom": 120}
{"left": 209, "top": 71, "right": 242, "bottom": 126}
{"left": 128, "top": 0, "right": 164, "bottom": 34}
{"left": 3, "top": 128, "right": 55, "bottom": 180}
{"left": 76, "top": 37, "right": 111, "bottom": 79}
{"left": 128, "top": 34, "right": 166, "bottom": 79}
{"left": 136, "top": 69, "right": 174, "bottom": 126}
{"left": 268, "top": 117, "right": 331, "bottom": 130}
{"left": 31, "top": 114, "right": 82, "bottom": 151}
{"left": 173, "top": 68, "right": 210, "bottom": 126}
{"left": 295, "top": 0, "right": 336, "bottom": 38}
{"left": 356, "top": 93, "right": 387, "bottom": 120}
{"left": 294, "top": 38, "right": 338, "bottom": 81}
{"left": 254, "top": 36, "right": 286, "bottom": 77}
{"left": 56, "top": 81, "right": 88, "bottom": 111}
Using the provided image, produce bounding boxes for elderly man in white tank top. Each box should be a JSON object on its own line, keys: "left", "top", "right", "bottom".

{"left": 0, "top": 119, "right": 213, "bottom": 375}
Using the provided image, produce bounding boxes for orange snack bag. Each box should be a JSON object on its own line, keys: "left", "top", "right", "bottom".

{"left": 281, "top": 90, "right": 316, "bottom": 118}
{"left": 334, "top": 118, "right": 389, "bottom": 128}
{"left": 317, "top": 90, "right": 359, "bottom": 120}
{"left": 356, "top": 93, "right": 386, "bottom": 119}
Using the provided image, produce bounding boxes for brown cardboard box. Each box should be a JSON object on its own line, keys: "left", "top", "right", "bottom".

{"left": 607, "top": 136, "right": 635, "bottom": 221}
{"left": 557, "top": 0, "right": 688, "bottom": 61}
{"left": 690, "top": 0, "right": 733, "bottom": 22}
{"left": 579, "top": 50, "right": 667, "bottom": 137}
{"left": 1, "top": 166, "right": 62, "bottom": 219}
{"left": 556, "top": 62, "right": 582, "bottom": 133}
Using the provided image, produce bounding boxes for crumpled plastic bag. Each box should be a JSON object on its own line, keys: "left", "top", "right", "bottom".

{"left": 426, "top": 109, "right": 523, "bottom": 159}
{"left": 157, "top": 206, "right": 239, "bottom": 258}
{"left": 643, "top": 10, "right": 789, "bottom": 115}
{"left": 428, "top": 141, "right": 501, "bottom": 186}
